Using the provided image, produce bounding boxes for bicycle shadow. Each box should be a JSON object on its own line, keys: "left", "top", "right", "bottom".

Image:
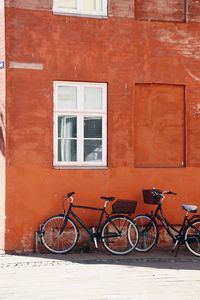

{"left": 4, "top": 246, "right": 200, "bottom": 271}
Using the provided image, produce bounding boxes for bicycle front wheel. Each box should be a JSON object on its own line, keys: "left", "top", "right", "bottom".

{"left": 185, "top": 219, "right": 200, "bottom": 257}
{"left": 133, "top": 214, "right": 158, "bottom": 252}
{"left": 101, "top": 215, "right": 139, "bottom": 255}
{"left": 41, "top": 215, "right": 79, "bottom": 254}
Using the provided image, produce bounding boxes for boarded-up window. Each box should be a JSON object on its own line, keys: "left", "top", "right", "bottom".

{"left": 188, "top": 0, "right": 200, "bottom": 22}
{"left": 135, "top": 0, "right": 185, "bottom": 22}
{"left": 134, "top": 84, "right": 185, "bottom": 168}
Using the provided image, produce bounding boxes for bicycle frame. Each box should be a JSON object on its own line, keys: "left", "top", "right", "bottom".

{"left": 151, "top": 204, "right": 187, "bottom": 242}
{"left": 39, "top": 193, "right": 140, "bottom": 255}
{"left": 64, "top": 201, "right": 110, "bottom": 239}
{"left": 134, "top": 189, "right": 200, "bottom": 256}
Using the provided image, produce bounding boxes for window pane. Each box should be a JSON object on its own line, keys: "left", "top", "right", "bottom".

{"left": 84, "top": 140, "right": 102, "bottom": 161}
{"left": 58, "top": 139, "right": 77, "bottom": 162}
{"left": 55, "top": 0, "right": 77, "bottom": 9}
{"left": 84, "top": 0, "right": 102, "bottom": 11}
{"left": 58, "top": 116, "right": 77, "bottom": 138}
{"left": 84, "top": 117, "right": 102, "bottom": 138}
{"left": 84, "top": 87, "right": 102, "bottom": 110}
{"left": 57, "top": 86, "right": 77, "bottom": 109}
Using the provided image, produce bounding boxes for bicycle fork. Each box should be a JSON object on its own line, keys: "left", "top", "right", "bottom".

{"left": 171, "top": 239, "right": 180, "bottom": 256}
{"left": 59, "top": 215, "right": 69, "bottom": 235}
{"left": 172, "top": 233, "right": 185, "bottom": 256}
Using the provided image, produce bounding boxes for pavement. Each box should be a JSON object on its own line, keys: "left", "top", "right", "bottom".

{"left": 0, "top": 246, "right": 200, "bottom": 300}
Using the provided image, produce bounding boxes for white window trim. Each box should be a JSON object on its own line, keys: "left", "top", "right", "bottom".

{"left": 53, "top": 81, "right": 107, "bottom": 168}
{"left": 53, "top": 0, "right": 108, "bottom": 18}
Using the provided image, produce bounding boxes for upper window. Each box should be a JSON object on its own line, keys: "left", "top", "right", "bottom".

{"left": 53, "top": 81, "right": 107, "bottom": 168}
{"left": 53, "top": 0, "right": 107, "bottom": 17}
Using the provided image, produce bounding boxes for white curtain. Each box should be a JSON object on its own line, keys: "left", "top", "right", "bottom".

{"left": 60, "top": 117, "right": 75, "bottom": 161}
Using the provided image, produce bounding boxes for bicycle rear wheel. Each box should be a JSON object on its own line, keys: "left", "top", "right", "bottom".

{"left": 133, "top": 214, "right": 158, "bottom": 252}
{"left": 41, "top": 215, "right": 79, "bottom": 254}
{"left": 101, "top": 215, "right": 138, "bottom": 255}
{"left": 185, "top": 219, "right": 200, "bottom": 257}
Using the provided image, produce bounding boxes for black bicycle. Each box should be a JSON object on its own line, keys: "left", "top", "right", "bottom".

{"left": 39, "top": 192, "right": 139, "bottom": 255}
{"left": 133, "top": 189, "right": 200, "bottom": 256}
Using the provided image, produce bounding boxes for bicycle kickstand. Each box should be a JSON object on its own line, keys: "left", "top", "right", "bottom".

{"left": 92, "top": 227, "right": 98, "bottom": 249}
{"left": 171, "top": 240, "right": 180, "bottom": 257}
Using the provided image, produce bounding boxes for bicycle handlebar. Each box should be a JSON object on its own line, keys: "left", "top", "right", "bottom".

{"left": 64, "top": 192, "right": 75, "bottom": 199}
{"left": 155, "top": 190, "right": 177, "bottom": 196}
{"left": 164, "top": 190, "right": 177, "bottom": 195}
{"left": 63, "top": 192, "right": 75, "bottom": 211}
{"left": 167, "top": 191, "right": 177, "bottom": 195}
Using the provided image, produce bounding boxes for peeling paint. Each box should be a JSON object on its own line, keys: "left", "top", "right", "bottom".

{"left": 192, "top": 103, "right": 200, "bottom": 118}
{"left": 156, "top": 29, "right": 200, "bottom": 60}
{"left": 182, "top": 62, "right": 200, "bottom": 81}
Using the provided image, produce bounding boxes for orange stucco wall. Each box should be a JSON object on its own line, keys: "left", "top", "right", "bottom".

{"left": 4, "top": 0, "right": 200, "bottom": 252}
{"left": 0, "top": 0, "right": 5, "bottom": 251}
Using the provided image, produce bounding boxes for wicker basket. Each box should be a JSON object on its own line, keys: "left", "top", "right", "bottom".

{"left": 143, "top": 189, "right": 162, "bottom": 205}
{"left": 112, "top": 200, "right": 137, "bottom": 214}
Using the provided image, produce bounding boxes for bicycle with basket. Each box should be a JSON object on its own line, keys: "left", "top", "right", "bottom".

{"left": 133, "top": 188, "right": 200, "bottom": 256}
{"left": 38, "top": 192, "right": 139, "bottom": 255}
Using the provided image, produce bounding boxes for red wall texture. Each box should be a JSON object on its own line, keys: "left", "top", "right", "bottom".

{"left": 4, "top": 0, "right": 200, "bottom": 251}
{"left": 0, "top": 0, "right": 5, "bottom": 251}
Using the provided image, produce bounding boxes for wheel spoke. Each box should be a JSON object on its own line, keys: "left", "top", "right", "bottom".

{"left": 41, "top": 216, "right": 78, "bottom": 254}
{"left": 101, "top": 217, "right": 138, "bottom": 255}
{"left": 133, "top": 215, "right": 158, "bottom": 252}
{"left": 185, "top": 220, "right": 200, "bottom": 256}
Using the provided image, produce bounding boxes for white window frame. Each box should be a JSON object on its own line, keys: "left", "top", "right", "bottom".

{"left": 53, "top": 81, "right": 107, "bottom": 168}
{"left": 53, "top": 0, "right": 108, "bottom": 18}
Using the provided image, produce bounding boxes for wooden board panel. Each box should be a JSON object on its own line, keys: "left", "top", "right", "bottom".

{"left": 134, "top": 84, "right": 185, "bottom": 168}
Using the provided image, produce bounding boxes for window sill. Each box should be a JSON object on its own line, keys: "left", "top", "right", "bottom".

{"left": 53, "top": 11, "right": 108, "bottom": 19}
{"left": 54, "top": 166, "right": 108, "bottom": 170}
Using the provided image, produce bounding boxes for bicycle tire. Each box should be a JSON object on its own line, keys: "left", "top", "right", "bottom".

{"left": 41, "top": 215, "right": 79, "bottom": 254}
{"left": 184, "top": 218, "right": 200, "bottom": 257}
{"left": 133, "top": 214, "right": 159, "bottom": 252}
{"left": 101, "top": 215, "right": 139, "bottom": 255}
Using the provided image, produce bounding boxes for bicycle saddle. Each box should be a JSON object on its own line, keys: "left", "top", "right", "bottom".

{"left": 100, "top": 196, "right": 115, "bottom": 202}
{"left": 182, "top": 204, "right": 198, "bottom": 213}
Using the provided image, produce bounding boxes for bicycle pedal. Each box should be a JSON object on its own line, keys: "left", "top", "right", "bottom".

{"left": 93, "top": 238, "right": 98, "bottom": 248}
{"left": 92, "top": 227, "right": 99, "bottom": 248}
{"left": 172, "top": 240, "right": 178, "bottom": 250}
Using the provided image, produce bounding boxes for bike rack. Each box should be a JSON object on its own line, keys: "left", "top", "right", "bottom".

{"left": 34, "top": 232, "right": 40, "bottom": 253}
{"left": 34, "top": 224, "right": 43, "bottom": 253}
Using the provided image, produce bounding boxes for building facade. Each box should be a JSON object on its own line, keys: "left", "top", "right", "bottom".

{"left": 1, "top": 0, "right": 200, "bottom": 252}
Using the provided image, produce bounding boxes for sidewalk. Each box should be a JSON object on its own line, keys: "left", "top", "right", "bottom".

{"left": 0, "top": 247, "right": 200, "bottom": 300}
{"left": 0, "top": 245, "right": 199, "bottom": 268}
